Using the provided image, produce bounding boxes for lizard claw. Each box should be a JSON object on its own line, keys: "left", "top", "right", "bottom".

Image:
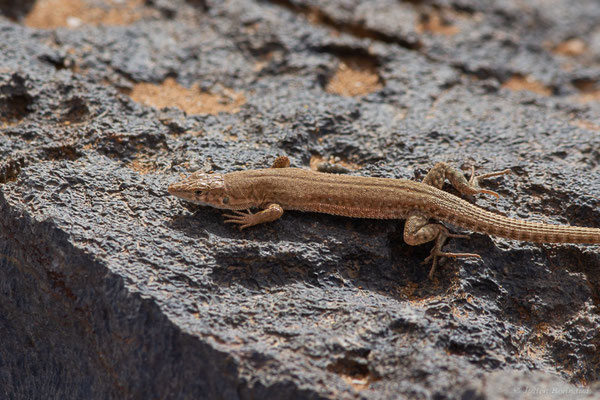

{"left": 227, "top": 209, "right": 252, "bottom": 217}
{"left": 222, "top": 204, "right": 284, "bottom": 230}
{"left": 424, "top": 250, "right": 482, "bottom": 279}
{"left": 468, "top": 166, "right": 511, "bottom": 199}
{"left": 422, "top": 228, "right": 481, "bottom": 279}
{"left": 223, "top": 209, "right": 255, "bottom": 230}
{"left": 423, "top": 250, "right": 481, "bottom": 280}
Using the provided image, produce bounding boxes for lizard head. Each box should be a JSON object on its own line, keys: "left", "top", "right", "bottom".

{"left": 168, "top": 171, "right": 250, "bottom": 210}
{"left": 168, "top": 172, "right": 229, "bottom": 207}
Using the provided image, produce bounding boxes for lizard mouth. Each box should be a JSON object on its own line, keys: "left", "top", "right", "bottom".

{"left": 167, "top": 181, "right": 199, "bottom": 202}
{"left": 167, "top": 182, "right": 187, "bottom": 196}
{"left": 167, "top": 183, "right": 181, "bottom": 194}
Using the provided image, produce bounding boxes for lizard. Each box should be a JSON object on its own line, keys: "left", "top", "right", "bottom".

{"left": 168, "top": 156, "right": 600, "bottom": 278}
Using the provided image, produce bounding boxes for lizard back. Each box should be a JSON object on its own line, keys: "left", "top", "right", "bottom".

{"left": 224, "top": 168, "right": 600, "bottom": 244}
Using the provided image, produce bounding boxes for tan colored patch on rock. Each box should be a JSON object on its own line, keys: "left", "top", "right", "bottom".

{"left": 326, "top": 58, "right": 382, "bottom": 97}
{"left": 416, "top": 12, "right": 459, "bottom": 36}
{"left": 129, "top": 78, "right": 246, "bottom": 115}
{"left": 128, "top": 155, "right": 157, "bottom": 174}
{"left": 502, "top": 75, "right": 552, "bottom": 96}
{"left": 575, "top": 91, "right": 600, "bottom": 103}
{"left": 553, "top": 38, "right": 587, "bottom": 57}
{"left": 0, "top": 121, "right": 17, "bottom": 131}
{"left": 326, "top": 358, "right": 379, "bottom": 392}
{"left": 341, "top": 375, "right": 370, "bottom": 391}
{"left": 571, "top": 79, "right": 600, "bottom": 103}
{"left": 24, "top": 0, "right": 155, "bottom": 29}
{"left": 571, "top": 120, "right": 600, "bottom": 131}
{"left": 309, "top": 155, "right": 361, "bottom": 172}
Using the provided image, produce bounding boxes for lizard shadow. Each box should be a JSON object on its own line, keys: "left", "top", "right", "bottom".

{"left": 170, "top": 206, "right": 525, "bottom": 294}
{"left": 169, "top": 206, "right": 600, "bottom": 314}
{"left": 190, "top": 208, "right": 461, "bottom": 297}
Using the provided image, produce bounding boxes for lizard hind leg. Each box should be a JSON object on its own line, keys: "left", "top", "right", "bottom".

{"left": 404, "top": 212, "right": 481, "bottom": 279}
{"left": 422, "top": 162, "right": 511, "bottom": 199}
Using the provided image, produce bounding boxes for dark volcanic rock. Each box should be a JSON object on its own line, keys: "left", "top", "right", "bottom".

{"left": 1, "top": 0, "right": 599, "bottom": 399}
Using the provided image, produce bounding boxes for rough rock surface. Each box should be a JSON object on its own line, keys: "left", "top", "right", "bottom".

{"left": 1, "top": 0, "right": 600, "bottom": 399}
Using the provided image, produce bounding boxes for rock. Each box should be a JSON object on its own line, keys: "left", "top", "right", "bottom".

{"left": 1, "top": 0, "right": 599, "bottom": 398}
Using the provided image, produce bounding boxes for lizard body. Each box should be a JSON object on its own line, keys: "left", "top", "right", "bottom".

{"left": 168, "top": 156, "right": 600, "bottom": 277}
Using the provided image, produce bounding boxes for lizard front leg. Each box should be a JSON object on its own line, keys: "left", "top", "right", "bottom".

{"left": 404, "top": 212, "right": 481, "bottom": 279}
{"left": 223, "top": 203, "right": 284, "bottom": 230}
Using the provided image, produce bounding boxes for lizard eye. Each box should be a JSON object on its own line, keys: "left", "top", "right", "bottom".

{"left": 222, "top": 197, "right": 229, "bottom": 205}
{"left": 195, "top": 190, "right": 204, "bottom": 196}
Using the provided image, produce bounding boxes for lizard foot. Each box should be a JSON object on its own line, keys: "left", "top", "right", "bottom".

{"left": 468, "top": 166, "right": 511, "bottom": 199}
{"left": 223, "top": 203, "right": 284, "bottom": 230}
{"left": 422, "top": 232, "right": 481, "bottom": 279}
{"left": 223, "top": 209, "right": 256, "bottom": 230}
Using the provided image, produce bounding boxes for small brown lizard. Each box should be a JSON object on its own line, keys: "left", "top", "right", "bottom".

{"left": 168, "top": 156, "right": 600, "bottom": 278}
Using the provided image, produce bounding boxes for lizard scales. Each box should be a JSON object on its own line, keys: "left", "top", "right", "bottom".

{"left": 221, "top": 168, "right": 599, "bottom": 244}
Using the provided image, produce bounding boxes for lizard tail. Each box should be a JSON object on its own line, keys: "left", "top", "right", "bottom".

{"left": 437, "top": 198, "right": 600, "bottom": 244}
